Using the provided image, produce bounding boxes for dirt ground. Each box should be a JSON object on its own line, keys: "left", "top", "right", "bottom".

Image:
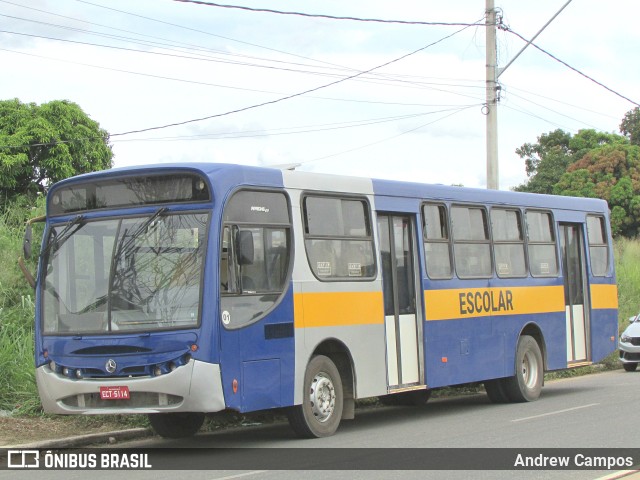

{"left": 0, "top": 415, "right": 146, "bottom": 447}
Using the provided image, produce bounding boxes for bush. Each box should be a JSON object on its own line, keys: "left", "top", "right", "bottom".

{"left": 0, "top": 194, "right": 45, "bottom": 414}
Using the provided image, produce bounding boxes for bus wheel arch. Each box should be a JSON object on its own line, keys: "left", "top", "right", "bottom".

{"left": 311, "top": 338, "right": 355, "bottom": 420}
{"left": 287, "top": 339, "right": 355, "bottom": 438}
{"left": 519, "top": 323, "right": 548, "bottom": 372}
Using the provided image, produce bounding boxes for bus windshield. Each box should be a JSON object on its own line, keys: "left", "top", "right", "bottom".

{"left": 42, "top": 211, "right": 209, "bottom": 335}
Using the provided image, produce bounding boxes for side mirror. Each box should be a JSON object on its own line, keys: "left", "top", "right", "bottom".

{"left": 630, "top": 315, "right": 639, "bottom": 323}
{"left": 23, "top": 223, "right": 32, "bottom": 259}
{"left": 237, "top": 230, "right": 254, "bottom": 266}
{"left": 19, "top": 215, "right": 46, "bottom": 290}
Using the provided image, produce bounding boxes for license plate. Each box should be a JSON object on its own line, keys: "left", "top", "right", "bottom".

{"left": 99, "top": 386, "right": 130, "bottom": 400}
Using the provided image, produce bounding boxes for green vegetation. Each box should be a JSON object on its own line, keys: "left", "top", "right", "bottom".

{"left": 0, "top": 196, "right": 44, "bottom": 414}
{"left": 0, "top": 98, "right": 113, "bottom": 199}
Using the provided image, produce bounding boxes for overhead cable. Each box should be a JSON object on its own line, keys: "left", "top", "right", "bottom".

{"left": 172, "top": 0, "right": 487, "bottom": 27}
{"left": 506, "top": 28, "right": 639, "bottom": 107}
{"left": 110, "top": 23, "right": 479, "bottom": 137}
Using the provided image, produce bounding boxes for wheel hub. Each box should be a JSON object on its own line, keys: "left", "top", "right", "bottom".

{"left": 309, "top": 372, "right": 336, "bottom": 423}
{"left": 522, "top": 350, "right": 539, "bottom": 388}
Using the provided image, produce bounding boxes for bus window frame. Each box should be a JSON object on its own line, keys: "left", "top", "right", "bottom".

{"left": 219, "top": 187, "right": 294, "bottom": 330}
{"left": 450, "top": 203, "right": 494, "bottom": 280}
{"left": 524, "top": 209, "right": 559, "bottom": 278}
{"left": 421, "top": 202, "right": 453, "bottom": 280}
{"left": 300, "top": 192, "right": 377, "bottom": 282}
{"left": 490, "top": 206, "right": 528, "bottom": 279}
{"left": 586, "top": 214, "right": 611, "bottom": 277}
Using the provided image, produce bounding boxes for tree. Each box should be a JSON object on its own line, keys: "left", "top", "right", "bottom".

{"left": 0, "top": 98, "right": 113, "bottom": 199}
{"left": 555, "top": 143, "right": 640, "bottom": 236}
{"left": 514, "top": 126, "right": 640, "bottom": 236}
{"left": 620, "top": 107, "right": 640, "bottom": 146}
{"left": 513, "top": 129, "right": 572, "bottom": 194}
{"left": 514, "top": 129, "right": 629, "bottom": 194}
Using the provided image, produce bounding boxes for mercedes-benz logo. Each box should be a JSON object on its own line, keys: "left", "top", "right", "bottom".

{"left": 105, "top": 359, "right": 117, "bottom": 374}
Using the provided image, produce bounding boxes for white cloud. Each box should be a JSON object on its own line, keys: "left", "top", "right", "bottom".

{"left": 1, "top": 0, "right": 638, "bottom": 191}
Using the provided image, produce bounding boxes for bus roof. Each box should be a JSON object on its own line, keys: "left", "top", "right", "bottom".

{"left": 48, "top": 162, "right": 609, "bottom": 214}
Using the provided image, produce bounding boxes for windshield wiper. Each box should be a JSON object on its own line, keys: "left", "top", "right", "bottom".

{"left": 40, "top": 214, "right": 85, "bottom": 260}
{"left": 115, "top": 207, "right": 168, "bottom": 257}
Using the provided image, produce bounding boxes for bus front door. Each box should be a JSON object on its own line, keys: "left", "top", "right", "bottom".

{"left": 377, "top": 214, "right": 422, "bottom": 388}
{"left": 560, "top": 223, "right": 590, "bottom": 364}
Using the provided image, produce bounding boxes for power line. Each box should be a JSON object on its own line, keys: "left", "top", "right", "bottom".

{"left": 302, "top": 105, "right": 476, "bottom": 165}
{"left": 13, "top": 0, "right": 483, "bottom": 90}
{"left": 505, "top": 27, "right": 639, "bottom": 107}
{"left": 0, "top": 46, "right": 483, "bottom": 110}
{"left": 501, "top": 83, "right": 620, "bottom": 121}
{"left": 0, "top": 28, "right": 487, "bottom": 94}
{"left": 502, "top": 89, "right": 608, "bottom": 131}
{"left": 112, "top": 107, "right": 479, "bottom": 143}
{"left": 109, "top": 24, "right": 479, "bottom": 137}
{"left": 0, "top": 105, "right": 479, "bottom": 150}
{"left": 172, "top": 0, "right": 486, "bottom": 27}
{"left": 19, "top": 0, "right": 483, "bottom": 93}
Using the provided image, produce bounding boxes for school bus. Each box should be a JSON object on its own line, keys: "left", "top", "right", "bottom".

{"left": 24, "top": 163, "right": 617, "bottom": 438}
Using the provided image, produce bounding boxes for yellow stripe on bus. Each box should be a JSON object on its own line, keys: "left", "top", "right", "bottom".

{"left": 590, "top": 284, "right": 618, "bottom": 310}
{"left": 294, "top": 291, "right": 384, "bottom": 328}
{"left": 424, "top": 286, "right": 565, "bottom": 321}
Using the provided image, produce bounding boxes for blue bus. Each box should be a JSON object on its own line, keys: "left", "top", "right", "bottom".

{"left": 22, "top": 163, "right": 618, "bottom": 438}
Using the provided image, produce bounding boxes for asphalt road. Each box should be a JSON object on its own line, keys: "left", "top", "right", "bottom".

{"left": 4, "top": 369, "right": 640, "bottom": 480}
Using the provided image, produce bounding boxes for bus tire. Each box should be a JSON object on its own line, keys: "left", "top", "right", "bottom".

{"left": 148, "top": 412, "right": 205, "bottom": 438}
{"left": 504, "top": 335, "right": 543, "bottom": 402}
{"left": 484, "top": 378, "right": 510, "bottom": 403}
{"left": 623, "top": 362, "right": 638, "bottom": 372}
{"left": 378, "top": 389, "right": 431, "bottom": 406}
{"left": 288, "top": 355, "right": 343, "bottom": 438}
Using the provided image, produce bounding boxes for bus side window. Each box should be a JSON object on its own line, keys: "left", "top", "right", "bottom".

{"left": 491, "top": 208, "right": 527, "bottom": 278}
{"left": 526, "top": 210, "right": 558, "bottom": 277}
{"left": 422, "top": 203, "right": 452, "bottom": 279}
{"left": 587, "top": 215, "right": 609, "bottom": 276}
{"left": 220, "top": 190, "right": 292, "bottom": 329}
{"left": 303, "top": 195, "right": 375, "bottom": 281}
{"left": 451, "top": 205, "right": 492, "bottom": 279}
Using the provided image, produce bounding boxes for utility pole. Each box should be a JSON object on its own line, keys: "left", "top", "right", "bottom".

{"left": 485, "top": 0, "right": 572, "bottom": 191}
{"left": 485, "top": 0, "right": 499, "bottom": 190}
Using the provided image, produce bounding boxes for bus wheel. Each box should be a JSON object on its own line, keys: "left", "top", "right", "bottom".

{"left": 288, "top": 355, "right": 344, "bottom": 438}
{"left": 504, "top": 335, "right": 543, "bottom": 402}
{"left": 148, "top": 412, "right": 205, "bottom": 438}
{"left": 378, "top": 389, "right": 431, "bottom": 406}
{"left": 484, "top": 378, "right": 510, "bottom": 403}
{"left": 623, "top": 363, "right": 638, "bottom": 372}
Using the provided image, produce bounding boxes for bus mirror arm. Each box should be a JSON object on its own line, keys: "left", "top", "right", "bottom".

{"left": 19, "top": 215, "right": 46, "bottom": 290}
{"left": 18, "top": 256, "right": 36, "bottom": 289}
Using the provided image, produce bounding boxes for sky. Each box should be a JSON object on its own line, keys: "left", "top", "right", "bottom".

{"left": 1, "top": 0, "right": 639, "bottom": 190}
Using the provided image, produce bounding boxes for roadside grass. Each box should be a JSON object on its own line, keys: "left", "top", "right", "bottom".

{"left": 0, "top": 194, "right": 634, "bottom": 430}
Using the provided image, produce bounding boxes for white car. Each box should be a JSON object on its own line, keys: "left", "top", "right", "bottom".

{"left": 620, "top": 314, "right": 640, "bottom": 372}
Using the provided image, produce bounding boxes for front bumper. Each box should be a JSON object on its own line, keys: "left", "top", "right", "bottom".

{"left": 36, "top": 359, "right": 225, "bottom": 414}
{"left": 619, "top": 340, "right": 640, "bottom": 364}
